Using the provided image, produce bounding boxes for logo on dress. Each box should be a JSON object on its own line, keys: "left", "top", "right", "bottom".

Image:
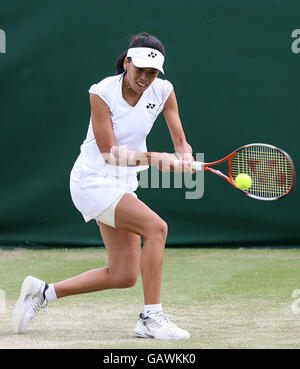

{"left": 148, "top": 52, "right": 157, "bottom": 58}
{"left": 146, "top": 103, "right": 156, "bottom": 109}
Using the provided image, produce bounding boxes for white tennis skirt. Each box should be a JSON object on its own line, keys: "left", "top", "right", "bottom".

{"left": 70, "top": 159, "right": 138, "bottom": 227}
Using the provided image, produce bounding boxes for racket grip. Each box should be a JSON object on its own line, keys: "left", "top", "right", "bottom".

{"left": 173, "top": 160, "right": 203, "bottom": 171}
{"left": 191, "top": 161, "right": 203, "bottom": 171}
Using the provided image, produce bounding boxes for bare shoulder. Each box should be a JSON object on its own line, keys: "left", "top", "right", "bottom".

{"left": 89, "top": 93, "right": 110, "bottom": 114}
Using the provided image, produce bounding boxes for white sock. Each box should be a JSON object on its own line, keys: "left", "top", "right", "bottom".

{"left": 144, "top": 303, "right": 163, "bottom": 317}
{"left": 44, "top": 283, "right": 57, "bottom": 303}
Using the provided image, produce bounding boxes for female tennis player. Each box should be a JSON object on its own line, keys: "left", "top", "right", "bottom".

{"left": 12, "top": 32, "right": 194, "bottom": 339}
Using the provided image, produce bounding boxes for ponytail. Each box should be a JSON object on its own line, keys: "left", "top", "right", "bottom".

{"left": 115, "top": 50, "right": 127, "bottom": 75}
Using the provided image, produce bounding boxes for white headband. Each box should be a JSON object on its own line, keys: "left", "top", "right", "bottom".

{"left": 126, "top": 47, "right": 165, "bottom": 74}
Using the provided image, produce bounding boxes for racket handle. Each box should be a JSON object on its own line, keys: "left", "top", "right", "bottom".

{"left": 173, "top": 160, "right": 203, "bottom": 171}
{"left": 191, "top": 161, "right": 203, "bottom": 171}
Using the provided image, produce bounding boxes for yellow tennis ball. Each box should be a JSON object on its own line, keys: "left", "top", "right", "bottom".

{"left": 235, "top": 173, "right": 252, "bottom": 190}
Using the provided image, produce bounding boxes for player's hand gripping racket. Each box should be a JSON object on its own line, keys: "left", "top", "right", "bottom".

{"left": 188, "top": 143, "right": 295, "bottom": 200}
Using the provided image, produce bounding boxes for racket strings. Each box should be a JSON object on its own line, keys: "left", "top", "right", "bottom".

{"left": 231, "top": 145, "right": 293, "bottom": 199}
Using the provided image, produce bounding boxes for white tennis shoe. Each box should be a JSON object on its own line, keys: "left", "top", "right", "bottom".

{"left": 12, "top": 275, "right": 48, "bottom": 333}
{"left": 134, "top": 311, "right": 190, "bottom": 340}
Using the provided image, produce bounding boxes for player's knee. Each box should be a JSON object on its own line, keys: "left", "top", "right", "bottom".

{"left": 123, "top": 274, "right": 138, "bottom": 288}
{"left": 145, "top": 218, "right": 168, "bottom": 242}
{"left": 155, "top": 219, "right": 168, "bottom": 241}
{"left": 114, "top": 272, "right": 138, "bottom": 288}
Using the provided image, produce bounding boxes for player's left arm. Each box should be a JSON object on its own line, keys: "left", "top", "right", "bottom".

{"left": 163, "top": 90, "right": 194, "bottom": 162}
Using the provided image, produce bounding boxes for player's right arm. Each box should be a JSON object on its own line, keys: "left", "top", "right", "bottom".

{"left": 89, "top": 93, "right": 183, "bottom": 171}
{"left": 90, "top": 93, "right": 115, "bottom": 155}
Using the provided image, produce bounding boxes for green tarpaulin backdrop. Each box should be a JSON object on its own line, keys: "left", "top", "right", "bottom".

{"left": 0, "top": 0, "right": 299, "bottom": 247}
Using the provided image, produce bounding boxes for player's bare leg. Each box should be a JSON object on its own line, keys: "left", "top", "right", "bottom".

{"left": 54, "top": 227, "right": 141, "bottom": 297}
{"left": 114, "top": 194, "right": 167, "bottom": 305}
{"left": 114, "top": 194, "right": 189, "bottom": 339}
{"left": 53, "top": 194, "right": 165, "bottom": 300}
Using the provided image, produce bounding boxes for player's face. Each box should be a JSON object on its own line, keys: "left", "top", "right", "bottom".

{"left": 124, "top": 58, "right": 159, "bottom": 93}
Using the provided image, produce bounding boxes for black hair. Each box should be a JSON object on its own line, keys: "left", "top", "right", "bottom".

{"left": 115, "top": 32, "right": 166, "bottom": 75}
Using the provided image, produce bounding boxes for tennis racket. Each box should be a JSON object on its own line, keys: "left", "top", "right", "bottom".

{"left": 189, "top": 143, "right": 296, "bottom": 200}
